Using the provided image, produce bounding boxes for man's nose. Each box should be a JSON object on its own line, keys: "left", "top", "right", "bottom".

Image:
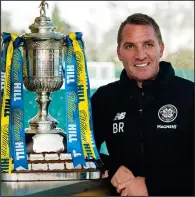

{"left": 135, "top": 48, "right": 147, "bottom": 60}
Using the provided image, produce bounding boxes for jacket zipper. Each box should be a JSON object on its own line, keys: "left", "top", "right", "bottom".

{"left": 139, "top": 91, "right": 144, "bottom": 156}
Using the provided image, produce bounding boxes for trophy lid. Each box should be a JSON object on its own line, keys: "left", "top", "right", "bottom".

{"left": 22, "top": 1, "right": 64, "bottom": 40}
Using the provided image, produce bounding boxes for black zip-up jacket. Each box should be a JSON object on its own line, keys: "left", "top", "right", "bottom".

{"left": 91, "top": 61, "right": 194, "bottom": 196}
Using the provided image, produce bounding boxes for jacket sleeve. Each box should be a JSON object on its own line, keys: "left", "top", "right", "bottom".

{"left": 145, "top": 107, "right": 194, "bottom": 196}
{"left": 145, "top": 165, "right": 194, "bottom": 196}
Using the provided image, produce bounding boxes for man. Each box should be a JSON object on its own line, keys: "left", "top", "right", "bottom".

{"left": 91, "top": 13, "right": 194, "bottom": 196}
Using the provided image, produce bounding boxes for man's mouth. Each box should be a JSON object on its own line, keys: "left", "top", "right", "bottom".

{"left": 134, "top": 63, "right": 149, "bottom": 67}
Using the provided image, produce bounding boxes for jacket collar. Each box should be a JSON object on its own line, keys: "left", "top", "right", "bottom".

{"left": 119, "top": 61, "right": 175, "bottom": 98}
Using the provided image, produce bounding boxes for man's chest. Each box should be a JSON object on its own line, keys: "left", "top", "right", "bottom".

{"left": 102, "top": 93, "right": 190, "bottom": 150}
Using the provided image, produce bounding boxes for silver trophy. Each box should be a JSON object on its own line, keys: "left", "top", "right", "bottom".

{"left": 1, "top": 1, "right": 101, "bottom": 181}
{"left": 22, "top": 1, "right": 66, "bottom": 153}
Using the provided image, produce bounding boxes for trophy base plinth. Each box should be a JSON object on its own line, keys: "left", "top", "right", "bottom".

{"left": 1, "top": 170, "right": 101, "bottom": 181}
{"left": 26, "top": 131, "right": 66, "bottom": 153}
{"left": 32, "top": 133, "right": 66, "bottom": 153}
{"left": 2, "top": 152, "right": 102, "bottom": 181}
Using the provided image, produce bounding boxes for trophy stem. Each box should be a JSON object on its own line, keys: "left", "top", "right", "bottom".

{"left": 26, "top": 91, "right": 59, "bottom": 134}
{"left": 26, "top": 91, "right": 66, "bottom": 153}
{"left": 36, "top": 91, "right": 51, "bottom": 120}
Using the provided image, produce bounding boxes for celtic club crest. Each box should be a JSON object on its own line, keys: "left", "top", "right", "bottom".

{"left": 158, "top": 104, "right": 178, "bottom": 123}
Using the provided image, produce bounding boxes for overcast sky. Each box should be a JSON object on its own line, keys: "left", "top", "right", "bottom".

{"left": 2, "top": 1, "right": 194, "bottom": 55}
{"left": 1, "top": 1, "right": 156, "bottom": 33}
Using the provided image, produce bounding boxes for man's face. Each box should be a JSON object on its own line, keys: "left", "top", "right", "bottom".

{"left": 117, "top": 24, "right": 164, "bottom": 82}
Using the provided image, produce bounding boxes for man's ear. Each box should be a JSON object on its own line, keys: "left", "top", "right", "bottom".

{"left": 159, "top": 42, "right": 165, "bottom": 58}
{"left": 117, "top": 46, "right": 122, "bottom": 61}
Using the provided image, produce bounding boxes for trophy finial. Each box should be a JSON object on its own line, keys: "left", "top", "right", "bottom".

{"left": 39, "top": 0, "right": 49, "bottom": 17}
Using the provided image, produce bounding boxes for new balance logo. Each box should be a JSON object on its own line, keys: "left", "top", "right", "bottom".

{"left": 113, "top": 112, "right": 126, "bottom": 121}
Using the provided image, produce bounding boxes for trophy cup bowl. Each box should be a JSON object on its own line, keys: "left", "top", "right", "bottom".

{"left": 23, "top": 45, "right": 64, "bottom": 134}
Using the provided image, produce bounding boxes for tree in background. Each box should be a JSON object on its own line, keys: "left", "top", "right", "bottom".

{"left": 51, "top": 3, "right": 73, "bottom": 35}
{"left": 1, "top": 4, "right": 73, "bottom": 36}
{"left": 99, "top": 1, "right": 194, "bottom": 77}
{"left": 97, "top": 2, "right": 130, "bottom": 76}
{"left": 84, "top": 7, "right": 100, "bottom": 62}
{"left": 1, "top": 2, "right": 193, "bottom": 76}
{"left": 1, "top": 10, "right": 15, "bottom": 33}
{"left": 151, "top": 1, "right": 194, "bottom": 72}
{"left": 163, "top": 48, "right": 194, "bottom": 70}
{"left": 151, "top": 1, "right": 194, "bottom": 54}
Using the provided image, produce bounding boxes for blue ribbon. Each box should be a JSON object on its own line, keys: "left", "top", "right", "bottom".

{"left": 1, "top": 33, "right": 10, "bottom": 99}
{"left": 10, "top": 36, "right": 28, "bottom": 170}
{"left": 64, "top": 36, "right": 86, "bottom": 167}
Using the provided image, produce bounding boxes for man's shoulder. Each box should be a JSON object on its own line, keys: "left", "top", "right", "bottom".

{"left": 92, "top": 80, "right": 120, "bottom": 98}
{"left": 169, "top": 76, "right": 194, "bottom": 103}
{"left": 171, "top": 75, "right": 194, "bottom": 90}
{"left": 91, "top": 80, "right": 121, "bottom": 109}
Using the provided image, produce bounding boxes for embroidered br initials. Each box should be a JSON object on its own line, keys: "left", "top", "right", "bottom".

{"left": 113, "top": 122, "right": 124, "bottom": 134}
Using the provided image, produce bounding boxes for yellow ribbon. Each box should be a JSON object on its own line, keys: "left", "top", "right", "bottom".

{"left": 69, "top": 32, "right": 95, "bottom": 159}
{"left": 1, "top": 33, "right": 18, "bottom": 173}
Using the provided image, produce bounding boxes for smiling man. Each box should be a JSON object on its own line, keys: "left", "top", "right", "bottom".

{"left": 117, "top": 22, "right": 164, "bottom": 88}
{"left": 91, "top": 13, "right": 194, "bottom": 196}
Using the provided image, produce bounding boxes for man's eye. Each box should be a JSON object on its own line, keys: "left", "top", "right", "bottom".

{"left": 125, "top": 44, "right": 134, "bottom": 49}
{"left": 145, "top": 43, "right": 154, "bottom": 47}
